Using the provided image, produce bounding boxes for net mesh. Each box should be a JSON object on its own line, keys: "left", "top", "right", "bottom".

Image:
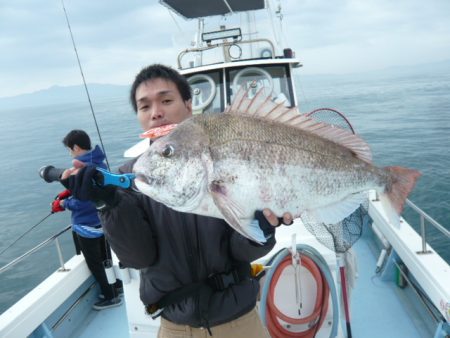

{"left": 301, "top": 107, "right": 367, "bottom": 253}
{"left": 306, "top": 108, "right": 355, "bottom": 134}
{"left": 301, "top": 202, "right": 369, "bottom": 253}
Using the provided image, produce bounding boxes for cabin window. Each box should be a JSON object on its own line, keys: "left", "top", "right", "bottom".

{"left": 227, "top": 65, "right": 293, "bottom": 107}
{"left": 186, "top": 71, "right": 223, "bottom": 114}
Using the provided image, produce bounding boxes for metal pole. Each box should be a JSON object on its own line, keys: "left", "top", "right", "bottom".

{"left": 418, "top": 215, "right": 430, "bottom": 254}
{"left": 0, "top": 225, "right": 71, "bottom": 274}
{"left": 406, "top": 199, "right": 449, "bottom": 238}
{"left": 55, "top": 238, "right": 68, "bottom": 272}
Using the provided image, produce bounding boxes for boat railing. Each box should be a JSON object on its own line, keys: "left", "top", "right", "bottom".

{"left": 177, "top": 38, "right": 276, "bottom": 69}
{"left": 0, "top": 225, "right": 72, "bottom": 275}
{"left": 405, "top": 199, "right": 450, "bottom": 254}
{"left": 0, "top": 200, "right": 447, "bottom": 273}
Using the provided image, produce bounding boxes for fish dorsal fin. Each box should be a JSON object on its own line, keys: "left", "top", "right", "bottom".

{"left": 226, "top": 88, "right": 372, "bottom": 163}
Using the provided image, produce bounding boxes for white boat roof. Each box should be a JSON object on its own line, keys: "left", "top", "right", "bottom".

{"left": 178, "top": 57, "right": 302, "bottom": 74}
{"left": 160, "top": 0, "right": 265, "bottom": 19}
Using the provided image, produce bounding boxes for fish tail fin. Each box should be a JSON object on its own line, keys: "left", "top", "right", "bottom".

{"left": 384, "top": 166, "right": 421, "bottom": 215}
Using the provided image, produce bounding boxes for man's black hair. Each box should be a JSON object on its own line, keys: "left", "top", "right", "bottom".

{"left": 62, "top": 130, "right": 91, "bottom": 150}
{"left": 129, "top": 64, "right": 192, "bottom": 113}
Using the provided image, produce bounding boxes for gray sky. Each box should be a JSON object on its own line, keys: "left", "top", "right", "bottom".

{"left": 1, "top": 0, "right": 450, "bottom": 98}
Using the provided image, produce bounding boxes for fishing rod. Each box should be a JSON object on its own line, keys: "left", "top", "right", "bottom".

{"left": 60, "top": 0, "right": 111, "bottom": 171}
{"left": 57, "top": 3, "right": 134, "bottom": 190}
{"left": 0, "top": 212, "right": 53, "bottom": 256}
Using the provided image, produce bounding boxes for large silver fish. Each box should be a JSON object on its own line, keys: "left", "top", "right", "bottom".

{"left": 133, "top": 90, "right": 420, "bottom": 243}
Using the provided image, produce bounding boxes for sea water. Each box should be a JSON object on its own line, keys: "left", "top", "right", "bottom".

{"left": 0, "top": 70, "right": 449, "bottom": 314}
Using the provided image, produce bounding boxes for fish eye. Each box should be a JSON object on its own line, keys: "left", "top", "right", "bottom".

{"left": 161, "top": 144, "right": 175, "bottom": 158}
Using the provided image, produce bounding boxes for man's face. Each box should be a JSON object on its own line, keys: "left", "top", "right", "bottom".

{"left": 67, "top": 145, "right": 84, "bottom": 158}
{"left": 135, "top": 78, "right": 192, "bottom": 131}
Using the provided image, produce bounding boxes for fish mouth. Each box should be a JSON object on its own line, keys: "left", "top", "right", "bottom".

{"left": 134, "top": 173, "right": 163, "bottom": 187}
{"left": 140, "top": 123, "right": 178, "bottom": 139}
{"left": 134, "top": 173, "right": 150, "bottom": 185}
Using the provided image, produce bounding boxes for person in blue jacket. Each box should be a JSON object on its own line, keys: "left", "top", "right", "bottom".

{"left": 54, "top": 129, "right": 122, "bottom": 310}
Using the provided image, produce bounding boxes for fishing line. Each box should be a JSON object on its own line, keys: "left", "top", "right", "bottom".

{"left": 0, "top": 212, "right": 53, "bottom": 256}
{"left": 60, "top": 0, "right": 111, "bottom": 171}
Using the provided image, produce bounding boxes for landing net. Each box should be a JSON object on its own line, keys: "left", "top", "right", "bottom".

{"left": 303, "top": 107, "right": 368, "bottom": 253}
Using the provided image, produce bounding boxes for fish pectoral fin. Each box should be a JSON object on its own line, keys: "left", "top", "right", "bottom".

{"left": 209, "top": 181, "right": 264, "bottom": 244}
{"left": 307, "top": 192, "right": 366, "bottom": 225}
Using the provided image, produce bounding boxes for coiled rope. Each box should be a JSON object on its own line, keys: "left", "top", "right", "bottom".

{"left": 260, "top": 245, "right": 339, "bottom": 338}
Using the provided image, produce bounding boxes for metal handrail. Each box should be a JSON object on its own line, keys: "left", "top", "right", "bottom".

{"left": 0, "top": 225, "right": 72, "bottom": 274}
{"left": 1, "top": 199, "right": 447, "bottom": 271}
{"left": 177, "top": 38, "right": 276, "bottom": 69}
{"left": 405, "top": 199, "right": 450, "bottom": 254}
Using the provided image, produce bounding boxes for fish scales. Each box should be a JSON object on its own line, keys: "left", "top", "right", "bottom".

{"left": 194, "top": 113, "right": 385, "bottom": 204}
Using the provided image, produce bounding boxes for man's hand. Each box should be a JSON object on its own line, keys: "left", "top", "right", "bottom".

{"left": 51, "top": 199, "right": 65, "bottom": 213}
{"left": 61, "top": 165, "right": 96, "bottom": 200}
{"left": 60, "top": 163, "right": 119, "bottom": 210}
{"left": 56, "top": 189, "right": 72, "bottom": 200}
{"left": 60, "top": 159, "right": 85, "bottom": 180}
{"left": 254, "top": 209, "right": 294, "bottom": 242}
{"left": 262, "top": 208, "right": 293, "bottom": 227}
{"left": 51, "top": 189, "right": 71, "bottom": 213}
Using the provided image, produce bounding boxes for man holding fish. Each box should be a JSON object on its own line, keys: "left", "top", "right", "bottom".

{"left": 63, "top": 64, "right": 292, "bottom": 337}
{"left": 64, "top": 61, "right": 420, "bottom": 337}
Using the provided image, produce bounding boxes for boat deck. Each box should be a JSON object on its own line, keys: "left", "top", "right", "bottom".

{"left": 75, "top": 303, "right": 128, "bottom": 338}
{"left": 74, "top": 226, "right": 434, "bottom": 338}
{"left": 350, "top": 232, "right": 431, "bottom": 338}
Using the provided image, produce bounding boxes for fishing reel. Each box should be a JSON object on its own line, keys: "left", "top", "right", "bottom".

{"left": 39, "top": 165, "right": 66, "bottom": 183}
